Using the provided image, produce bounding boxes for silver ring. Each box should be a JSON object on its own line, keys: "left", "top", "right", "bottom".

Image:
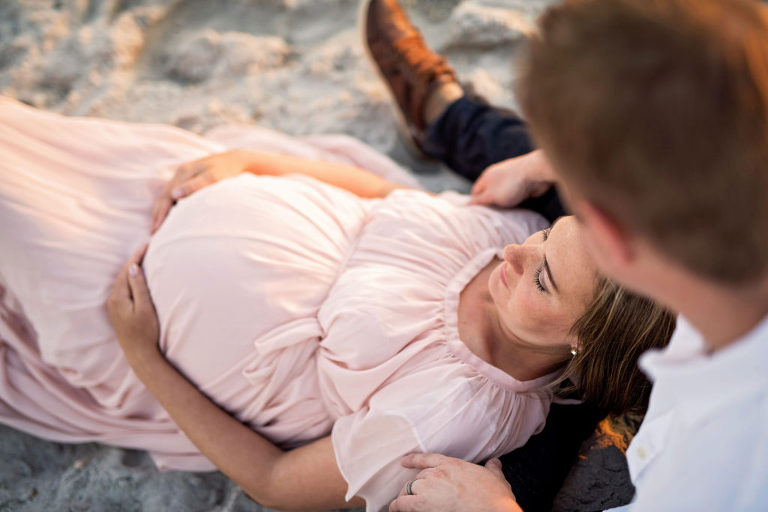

{"left": 405, "top": 480, "right": 415, "bottom": 496}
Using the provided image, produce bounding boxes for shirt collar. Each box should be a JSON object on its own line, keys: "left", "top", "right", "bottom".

{"left": 639, "top": 313, "right": 768, "bottom": 425}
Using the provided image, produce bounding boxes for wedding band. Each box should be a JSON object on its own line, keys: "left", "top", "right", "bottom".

{"left": 405, "top": 480, "right": 415, "bottom": 496}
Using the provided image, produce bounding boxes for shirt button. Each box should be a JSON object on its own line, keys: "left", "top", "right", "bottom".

{"left": 637, "top": 446, "right": 647, "bottom": 459}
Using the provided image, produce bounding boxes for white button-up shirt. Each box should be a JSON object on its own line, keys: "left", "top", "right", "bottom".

{"left": 613, "top": 314, "right": 768, "bottom": 511}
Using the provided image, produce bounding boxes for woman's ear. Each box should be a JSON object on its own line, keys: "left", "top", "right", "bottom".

{"left": 577, "top": 201, "right": 636, "bottom": 270}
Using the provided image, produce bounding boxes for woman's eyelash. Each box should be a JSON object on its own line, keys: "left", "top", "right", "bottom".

{"left": 535, "top": 228, "right": 551, "bottom": 292}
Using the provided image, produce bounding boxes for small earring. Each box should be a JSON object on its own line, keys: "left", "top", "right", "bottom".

{"left": 570, "top": 347, "right": 578, "bottom": 356}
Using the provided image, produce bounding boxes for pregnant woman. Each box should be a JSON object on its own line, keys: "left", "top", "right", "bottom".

{"left": 0, "top": 97, "right": 673, "bottom": 511}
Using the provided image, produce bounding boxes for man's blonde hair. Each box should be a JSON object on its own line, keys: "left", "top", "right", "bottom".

{"left": 519, "top": 0, "right": 768, "bottom": 285}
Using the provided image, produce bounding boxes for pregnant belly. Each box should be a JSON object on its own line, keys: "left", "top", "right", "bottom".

{"left": 139, "top": 175, "right": 371, "bottom": 434}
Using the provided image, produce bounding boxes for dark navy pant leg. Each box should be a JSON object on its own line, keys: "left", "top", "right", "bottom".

{"left": 422, "top": 95, "right": 567, "bottom": 223}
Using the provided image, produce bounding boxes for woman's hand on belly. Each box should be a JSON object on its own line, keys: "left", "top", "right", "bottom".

{"left": 107, "top": 242, "right": 161, "bottom": 366}
{"left": 151, "top": 149, "right": 257, "bottom": 234}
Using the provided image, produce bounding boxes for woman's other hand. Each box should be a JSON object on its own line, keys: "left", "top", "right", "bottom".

{"left": 389, "top": 454, "right": 522, "bottom": 512}
{"left": 151, "top": 149, "right": 258, "bottom": 233}
{"left": 469, "top": 150, "right": 555, "bottom": 208}
{"left": 107, "top": 243, "right": 161, "bottom": 365}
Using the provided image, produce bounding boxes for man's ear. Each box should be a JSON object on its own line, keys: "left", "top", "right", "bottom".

{"left": 578, "top": 201, "right": 635, "bottom": 266}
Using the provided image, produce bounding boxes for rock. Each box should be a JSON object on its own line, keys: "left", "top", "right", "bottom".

{"left": 552, "top": 413, "right": 642, "bottom": 511}
{"left": 216, "top": 32, "right": 291, "bottom": 75}
{"left": 448, "top": 1, "right": 533, "bottom": 47}
{"left": 0, "top": 39, "right": 29, "bottom": 71}
{"left": 159, "top": 29, "right": 222, "bottom": 84}
{"left": 108, "top": 11, "right": 147, "bottom": 68}
{"left": 159, "top": 29, "right": 290, "bottom": 84}
{"left": 33, "top": 38, "right": 84, "bottom": 100}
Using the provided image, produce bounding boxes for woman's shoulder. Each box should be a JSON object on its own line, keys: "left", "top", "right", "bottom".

{"left": 383, "top": 188, "right": 549, "bottom": 245}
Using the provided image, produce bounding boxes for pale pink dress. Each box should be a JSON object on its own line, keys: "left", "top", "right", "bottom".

{"left": 0, "top": 97, "right": 552, "bottom": 511}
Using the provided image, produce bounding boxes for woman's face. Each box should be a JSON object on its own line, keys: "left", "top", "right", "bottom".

{"left": 489, "top": 215, "right": 599, "bottom": 351}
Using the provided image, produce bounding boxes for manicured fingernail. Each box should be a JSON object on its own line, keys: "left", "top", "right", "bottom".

{"left": 129, "top": 264, "right": 138, "bottom": 277}
{"left": 171, "top": 188, "right": 183, "bottom": 199}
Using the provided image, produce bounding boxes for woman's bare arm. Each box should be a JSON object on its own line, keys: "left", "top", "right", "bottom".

{"left": 238, "top": 150, "right": 405, "bottom": 198}
{"left": 107, "top": 245, "right": 364, "bottom": 511}
{"left": 152, "top": 149, "right": 409, "bottom": 233}
{"left": 128, "top": 352, "right": 360, "bottom": 510}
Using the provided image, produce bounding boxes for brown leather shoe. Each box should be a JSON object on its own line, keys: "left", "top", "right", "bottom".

{"left": 361, "top": 0, "right": 458, "bottom": 153}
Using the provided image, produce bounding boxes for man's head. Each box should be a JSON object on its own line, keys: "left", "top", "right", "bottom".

{"left": 519, "top": 0, "right": 768, "bottom": 299}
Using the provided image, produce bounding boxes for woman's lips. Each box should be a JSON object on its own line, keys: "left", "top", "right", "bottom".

{"left": 499, "top": 262, "right": 509, "bottom": 289}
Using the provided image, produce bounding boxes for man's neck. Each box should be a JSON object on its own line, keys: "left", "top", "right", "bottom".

{"left": 668, "top": 277, "right": 768, "bottom": 353}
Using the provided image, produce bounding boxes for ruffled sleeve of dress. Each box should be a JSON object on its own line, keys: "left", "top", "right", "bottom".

{"left": 332, "top": 364, "right": 553, "bottom": 511}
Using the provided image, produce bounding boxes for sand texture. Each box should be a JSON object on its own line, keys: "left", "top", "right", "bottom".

{"left": 0, "top": 1, "right": 635, "bottom": 510}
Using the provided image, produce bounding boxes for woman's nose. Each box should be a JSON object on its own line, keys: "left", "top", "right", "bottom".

{"left": 502, "top": 244, "right": 528, "bottom": 276}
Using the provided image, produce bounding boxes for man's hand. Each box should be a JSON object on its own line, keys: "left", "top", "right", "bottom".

{"left": 469, "top": 150, "right": 555, "bottom": 208}
{"left": 106, "top": 243, "right": 161, "bottom": 365}
{"left": 389, "top": 453, "right": 522, "bottom": 512}
{"left": 151, "top": 149, "right": 258, "bottom": 233}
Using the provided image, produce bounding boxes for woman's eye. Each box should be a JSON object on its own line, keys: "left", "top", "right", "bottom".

{"left": 533, "top": 267, "right": 547, "bottom": 293}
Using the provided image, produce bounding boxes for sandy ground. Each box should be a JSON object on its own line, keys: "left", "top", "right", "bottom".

{"left": 0, "top": 1, "right": 635, "bottom": 510}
